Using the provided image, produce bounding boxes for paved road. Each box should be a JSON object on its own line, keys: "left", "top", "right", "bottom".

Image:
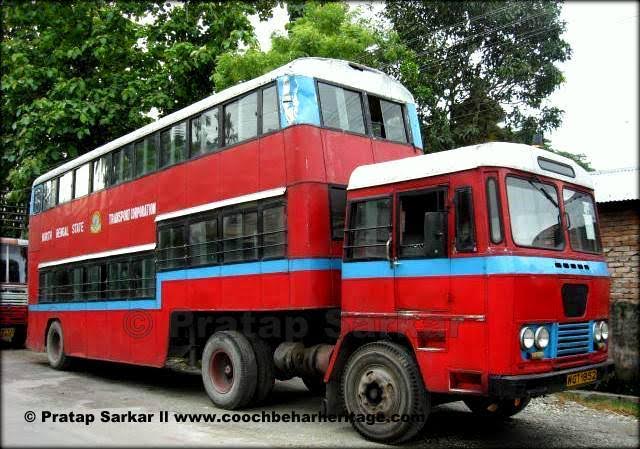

{"left": 1, "top": 349, "right": 638, "bottom": 447}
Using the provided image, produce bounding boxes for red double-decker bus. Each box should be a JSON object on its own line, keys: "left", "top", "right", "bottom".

{"left": 26, "top": 58, "right": 611, "bottom": 443}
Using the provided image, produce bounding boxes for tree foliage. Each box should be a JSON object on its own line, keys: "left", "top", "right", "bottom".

{"left": 385, "top": 1, "right": 572, "bottom": 153}
{"left": 1, "top": 1, "right": 274, "bottom": 202}
{"left": 212, "top": 2, "right": 411, "bottom": 91}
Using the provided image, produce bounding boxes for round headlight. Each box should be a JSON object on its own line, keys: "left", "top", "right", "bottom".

{"left": 534, "top": 326, "right": 550, "bottom": 349}
{"left": 520, "top": 327, "right": 535, "bottom": 350}
{"left": 600, "top": 321, "right": 609, "bottom": 341}
{"left": 593, "top": 322, "right": 602, "bottom": 342}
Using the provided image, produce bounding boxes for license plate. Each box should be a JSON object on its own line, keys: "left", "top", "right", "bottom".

{"left": 566, "top": 369, "right": 598, "bottom": 388}
{"left": 0, "top": 328, "right": 15, "bottom": 342}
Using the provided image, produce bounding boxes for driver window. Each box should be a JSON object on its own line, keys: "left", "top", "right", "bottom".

{"left": 399, "top": 189, "right": 447, "bottom": 258}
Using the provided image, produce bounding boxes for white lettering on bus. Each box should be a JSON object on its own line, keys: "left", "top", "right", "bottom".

{"left": 55, "top": 226, "right": 69, "bottom": 238}
{"left": 41, "top": 230, "right": 53, "bottom": 242}
{"left": 108, "top": 202, "right": 156, "bottom": 225}
{"left": 72, "top": 222, "right": 84, "bottom": 234}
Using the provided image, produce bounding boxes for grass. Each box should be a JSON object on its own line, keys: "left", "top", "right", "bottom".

{"left": 557, "top": 391, "right": 640, "bottom": 418}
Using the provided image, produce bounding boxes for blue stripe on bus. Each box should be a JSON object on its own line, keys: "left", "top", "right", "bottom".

{"left": 28, "top": 256, "right": 608, "bottom": 312}
{"left": 29, "top": 257, "right": 340, "bottom": 312}
{"left": 342, "top": 256, "right": 609, "bottom": 279}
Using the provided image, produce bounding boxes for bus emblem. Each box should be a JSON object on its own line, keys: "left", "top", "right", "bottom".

{"left": 89, "top": 211, "right": 102, "bottom": 233}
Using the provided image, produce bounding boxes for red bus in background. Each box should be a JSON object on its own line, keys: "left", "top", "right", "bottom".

{"left": 25, "top": 58, "right": 612, "bottom": 443}
{"left": 1, "top": 237, "right": 28, "bottom": 347}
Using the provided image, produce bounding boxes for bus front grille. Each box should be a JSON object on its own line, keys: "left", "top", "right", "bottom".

{"left": 556, "top": 322, "right": 591, "bottom": 357}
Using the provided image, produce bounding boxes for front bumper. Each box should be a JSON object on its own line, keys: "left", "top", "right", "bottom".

{"left": 489, "top": 360, "right": 614, "bottom": 398}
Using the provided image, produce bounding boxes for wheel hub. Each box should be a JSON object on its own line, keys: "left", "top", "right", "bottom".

{"left": 357, "top": 368, "right": 397, "bottom": 416}
{"left": 210, "top": 350, "right": 234, "bottom": 393}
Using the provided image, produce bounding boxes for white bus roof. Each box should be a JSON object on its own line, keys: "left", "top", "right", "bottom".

{"left": 348, "top": 142, "right": 593, "bottom": 190}
{"left": 33, "top": 58, "right": 414, "bottom": 186}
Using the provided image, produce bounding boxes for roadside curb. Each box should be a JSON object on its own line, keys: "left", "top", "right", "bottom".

{"left": 561, "top": 389, "right": 639, "bottom": 404}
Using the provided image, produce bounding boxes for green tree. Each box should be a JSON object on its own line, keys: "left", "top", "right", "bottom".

{"left": 385, "top": 1, "right": 572, "bottom": 153}
{"left": 212, "top": 2, "right": 412, "bottom": 91}
{"left": 1, "top": 1, "right": 274, "bottom": 202}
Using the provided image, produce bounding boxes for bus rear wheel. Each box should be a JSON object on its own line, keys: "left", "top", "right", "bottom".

{"left": 46, "top": 321, "right": 71, "bottom": 370}
{"left": 463, "top": 397, "right": 530, "bottom": 418}
{"left": 201, "top": 331, "right": 257, "bottom": 410}
{"left": 342, "top": 341, "right": 429, "bottom": 444}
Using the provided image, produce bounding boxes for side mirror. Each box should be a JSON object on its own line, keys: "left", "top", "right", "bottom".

{"left": 424, "top": 211, "right": 446, "bottom": 258}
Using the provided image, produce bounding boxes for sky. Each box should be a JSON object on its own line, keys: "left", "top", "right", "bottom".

{"left": 250, "top": 1, "right": 639, "bottom": 171}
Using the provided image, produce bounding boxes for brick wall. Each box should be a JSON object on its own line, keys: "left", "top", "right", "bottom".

{"left": 598, "top": 200, "right": 639, "bottom": 385}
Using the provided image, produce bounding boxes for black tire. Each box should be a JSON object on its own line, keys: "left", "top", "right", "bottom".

{"left": 46, "top": 321, "right": 71, "bottom": 370}
{"left": 464, "top": 397, "right": 531, "bottom": 418}
{"left": 201, "top": 330, "right": 257, "bottom": 410}
{"left": 342, "top": 341, "right": 429, "bottom": 444}
{"left": 248, "top": 336, "right": 275, "bottom": 405}
{"left": 302, "top": 375, "right": 326, "bottom": 396}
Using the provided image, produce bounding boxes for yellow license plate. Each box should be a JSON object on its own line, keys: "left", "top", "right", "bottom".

{"left": 566, "top": 369, "right": 598, "bottom": 388}
{"left": 0, "top": 328, "right": 15, "bottom": 341}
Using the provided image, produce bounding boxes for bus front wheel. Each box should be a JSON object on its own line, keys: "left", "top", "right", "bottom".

{"left": 464, "top": 397, "right": 530, "bottom": 418}
{"left": 342, "top": 341, "right": 429, "bottom": 444}
{"left": 46, "top": 321, "right": 71, "bottom": 370}
{"left": 201, "top": 331, "right": 257, "bottom": 410}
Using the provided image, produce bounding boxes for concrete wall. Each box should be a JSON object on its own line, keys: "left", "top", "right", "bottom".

{"left": 598, "top": 200, "right": 639, "bottom": 387}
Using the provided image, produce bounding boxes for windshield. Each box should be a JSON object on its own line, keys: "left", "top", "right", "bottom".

{"left": 563, "top": 188, "right": 601, "bottom": 253}
{"left": 506, "top": 176, "right": 564, "bottom": 250}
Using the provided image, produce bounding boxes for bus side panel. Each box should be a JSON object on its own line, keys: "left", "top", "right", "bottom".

{"left": 341, "top": 278, "right": 395, "bottom": 314}
{"left": 372, "top": 139, "right": 419, "bottom": 163}
{"left": 261, "top": 273, "right": 290, "bottom": 309}
{"left": 287, "top": 183, "right": 331, "bottom": 258}
{"left": 86, "top": 309, "right": 109, "bottom": 359}
{"left": 105, "top": 309, "right": 130, "bottom": 362}
{"left": 219, "top": 141, "right": 260, "bottom": 199}
{"left": 322, "top": 129, "right": 374, "bottom": 183}
{"left": 289, "top": 270, "right": 336, "bottom": 309}
{"left": 259, "top": 132, "right": 287, "bottom": 190}
{"left": 26, "top": 311, "right": 47, "bottom": 351}
{"left": 284, "top": 125, "right": 326, "bottom": 184}
{"left": 184, "top": 149, "right": 221, "bottom": 209}
{"left": 155, "top": 164, "right": 187, "bottom": 217}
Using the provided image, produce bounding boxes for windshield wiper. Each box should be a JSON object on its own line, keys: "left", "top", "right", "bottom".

{"left": 527, "top": 177, "right": 558, "bottom": 208}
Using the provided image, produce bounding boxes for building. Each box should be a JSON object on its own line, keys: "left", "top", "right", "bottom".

{"left": 591, "top": 167, "right": 639, "bottom": 389}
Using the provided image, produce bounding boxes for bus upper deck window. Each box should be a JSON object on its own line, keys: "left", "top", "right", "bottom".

{"left": 112, "top": 144, "right": 133, "bottom": 185}
{"left": 74, "top": 163, "right": 90, "bottom": 198}
{"left": 134, "top": 136, "right": 157, "bottom": 178}
{"left": 160, "top": 122, "right": 187, "bottom": 168}
{"left": 261, "top": 85, "right": 280, "bottom": 134}
{"left": 92, "top": 154, "right": 110, "bottom": 192}
{"left": 58, "top": 171, "right": 73, "bottom": 204}
{"left": 368, "top": 95, "right": 408, "bottom": 143}
{"left": 42, "top": 178, "right": 57, "bottom": 211}
{"left": 191, "top": 108, "right": 220, "bottom": 157}
{"left": 32, "top": 184, "right": 43, "bottom": 214}
{"left": 318, "top": 82, "right": 365, "bottom": 135}
{"left": 224, "top": 92, "right": 258, "bottom": 146}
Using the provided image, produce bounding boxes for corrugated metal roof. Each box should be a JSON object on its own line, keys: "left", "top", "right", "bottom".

{"left": 590, "top": 167, "right": 639, "bottom": 203}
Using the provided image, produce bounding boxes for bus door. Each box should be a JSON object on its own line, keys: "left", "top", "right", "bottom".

{"left": 394, "top": 186, "right": 451, "bottom": 313}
